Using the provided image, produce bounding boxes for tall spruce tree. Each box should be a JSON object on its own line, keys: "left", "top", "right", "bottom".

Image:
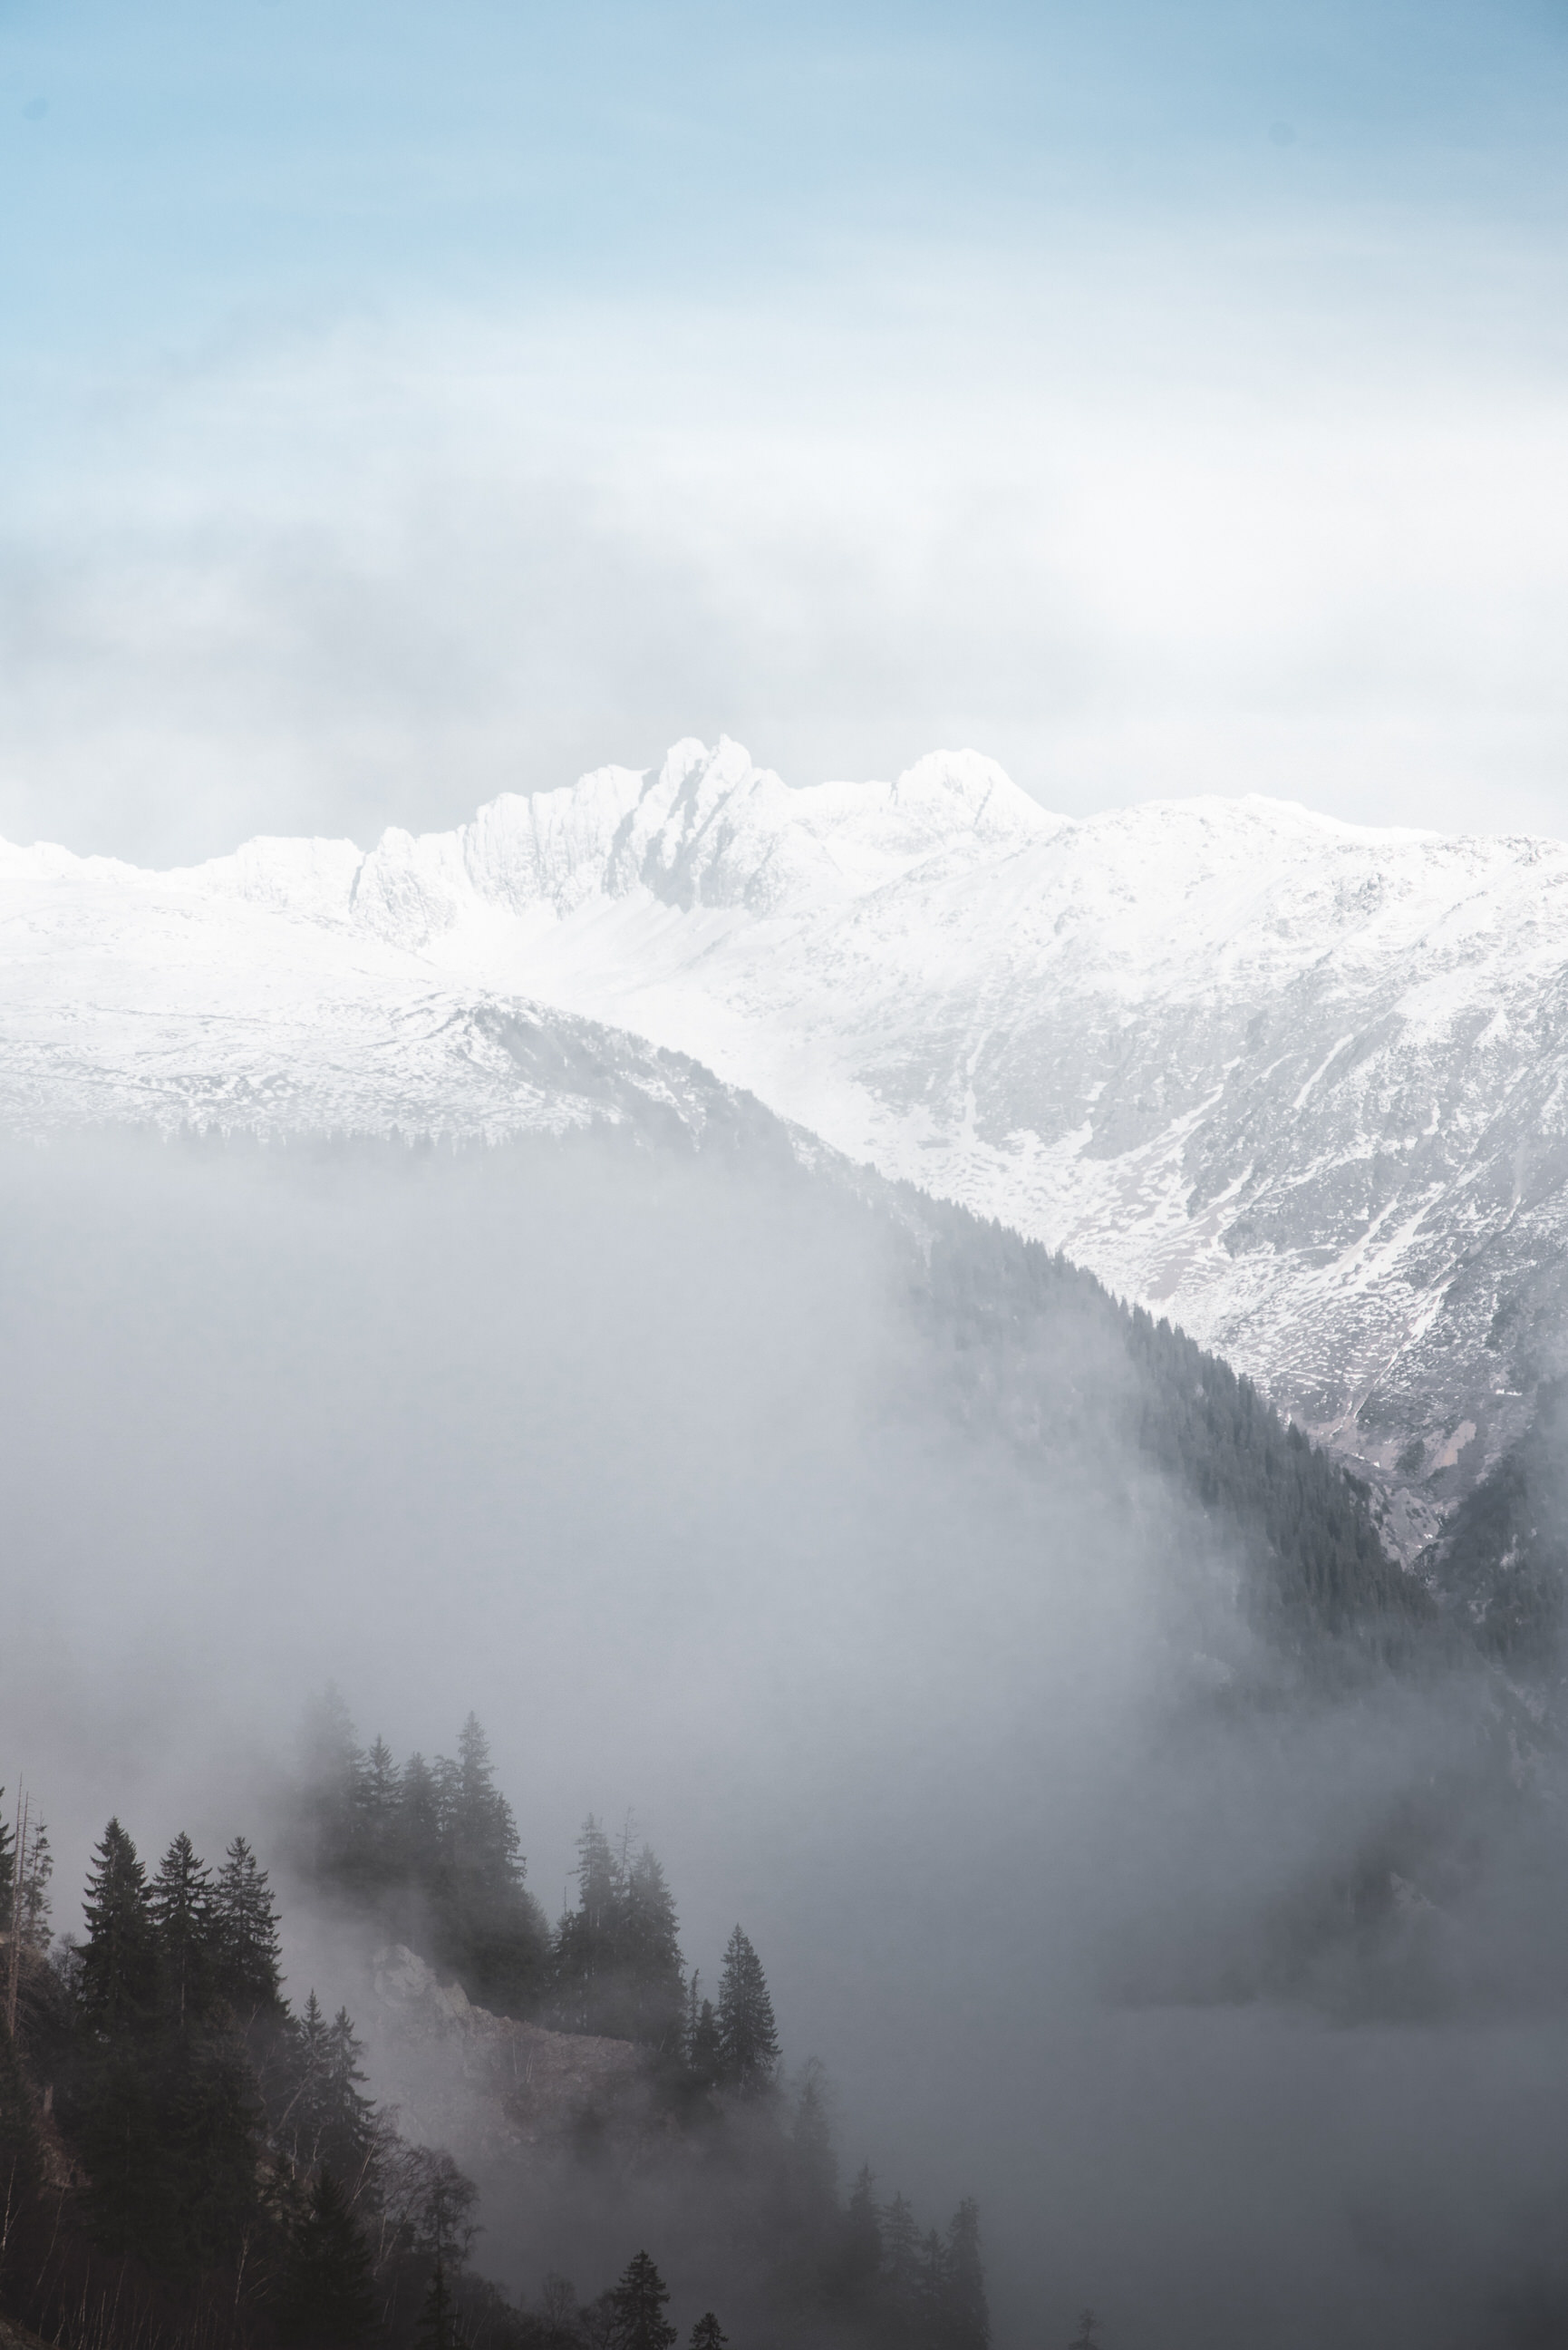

{"left": 944, "top": 2199, "right": 990, "bottom": 2350}
{"left": 552, "top": 1818, "right": 621, "bottom": 2034}
{"left": 150, "top": 1831, "right": 215, "bottom": 2029}
{"left": 278, "top": 2168, "right": 380, "bottom": 2346}
{"left": 789, "top": 2060, "right": 837, "bottom": 2213}
{"left": 715, "top": 1926, "right": 779, "bottom": 2095}
{"left": 431, "top": 1714, "right": 545, "bottom": 2015}
{"left": 73, "top": 1822, "right": 165, "bottom": 2254}
{"left": 687, "top": 1989, "right": 721, "bottom": 2087}
{"left": 299, "top": 1686, "right": 368, "bottom": 1882}
{"left": 620, "top": 1848, "right": 685, "bottom": 2052}
{"left": 397, "top": 1753, "right": 442, "bottom": 1886}
{"left": 415, "top": 2253, "right": 463, "bottom": 2350}
{"left": 276, "top": 1993, "right": 377, "bottom": 2190}
{"left": 605, "top": 2250, "right": 677, "bottom": 2350}
{"left": 79, "top": 1819, "right": 159, "bottom": 2038}
{"left": 363, "top": 1739, "right": 402, "bottom": 1889}
{"left": 882, "top": 2191, "right": 920, "bottom": 2316}
{"left": 0, "top": 2002, "right": 41, "bottom": 2224}
{"left": 159, "top": 2024, "right": 262, "bottom": 2277}
{"left": 407, "top": 2152, "right": 479, "bottom": 2350}
{"left": 211, "top": 1836, "right": 285, "bottom": 2023}
{"left": 917, "top": 2228, "right": 951, "bottom": 2342}
{"left": 840, "top": 2163, "right": 882, "bottom": 2304}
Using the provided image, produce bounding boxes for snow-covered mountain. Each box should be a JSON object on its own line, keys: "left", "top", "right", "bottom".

{"left": 6, "top": 734, "right": 1568, "bottom": 1509}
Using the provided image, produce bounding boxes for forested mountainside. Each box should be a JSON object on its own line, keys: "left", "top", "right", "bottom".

{"left": 5, "top": 1116, "right": 1560, "bottom": 2350}
{"left": 1416, "top": 1380, "right": 1568, "bottom": 1664}
{"left": 0, "top": 1115, "right": 1423, "bottom": 1675}
{"left": 0, "top": 1774, "right": 989, "bottom": 2350}
{"left": 907, "top": 1199, "right": 1422, "bottom": 1647}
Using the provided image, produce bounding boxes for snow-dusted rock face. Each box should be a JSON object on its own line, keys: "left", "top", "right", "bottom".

{"left": 5, "top": 735, "right": 1568, "bottom": 1500}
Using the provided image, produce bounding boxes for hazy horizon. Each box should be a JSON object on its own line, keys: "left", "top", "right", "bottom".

{"left": 5, "top": 0, "right": 1568, "bottom": 864}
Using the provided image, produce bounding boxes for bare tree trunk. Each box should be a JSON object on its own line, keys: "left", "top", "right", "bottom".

{"left": 5, "top": 1785, "right": 25, "bottom": 2038}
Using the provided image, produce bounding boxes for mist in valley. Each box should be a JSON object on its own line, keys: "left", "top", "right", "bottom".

{"left": 2, "top": 1124, "right": 1567, "bottom": 2348}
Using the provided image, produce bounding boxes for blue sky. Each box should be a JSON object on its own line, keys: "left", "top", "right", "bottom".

{"left": 3, "top": 0, "right": 1567, "bottom": 857}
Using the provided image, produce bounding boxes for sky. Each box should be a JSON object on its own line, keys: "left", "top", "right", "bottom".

{"left": 2, "top": 0, "right": 1568, "bottom": 860}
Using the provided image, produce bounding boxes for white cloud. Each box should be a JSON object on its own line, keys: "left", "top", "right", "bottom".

{"left": 5, "top": 226, "right": 1567, "bottom": 860}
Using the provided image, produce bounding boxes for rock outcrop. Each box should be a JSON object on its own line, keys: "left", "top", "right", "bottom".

{"left": 363, "top": 1946, "right": 673, "bottom": 2180}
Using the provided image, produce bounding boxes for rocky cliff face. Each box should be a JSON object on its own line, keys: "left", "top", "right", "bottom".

{"left": 7, "top": 740, "right": 1568, "bottom": 1510}
{"left": 362, "top": 1946, "right": 671, "bottom": 2186}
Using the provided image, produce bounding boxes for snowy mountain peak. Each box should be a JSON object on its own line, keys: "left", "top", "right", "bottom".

{"left": 5, "top": 742, "right": 1568, "bottom": 1523}
{"left": 201, "top": 736, "right": 1053, "bottom": 948}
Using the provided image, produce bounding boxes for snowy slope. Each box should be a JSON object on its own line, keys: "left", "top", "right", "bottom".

{"left": 5, "top": 735, "right": 1568, "bottom": 1505}
{"left": 0, "top": 829, "right": 796, "bottom": 1155}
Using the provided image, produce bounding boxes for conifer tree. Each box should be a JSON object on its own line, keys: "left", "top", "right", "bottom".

{"left": 160, "top": 2026, "right": 262, "bottom": 2277}
{"left": 686, "top": 1986, "right": 721, "bottom": 2087}
{"left": 552, "top": 1818, "right": 621, "bottom": 2033}
{"left": 415, "top": 2252, "right": 463, "bottom": 2350}
{"left": 789, "top": 2060, "right": 837, "bottom": 2212}
{"left": 427, "top": 1716, "right": 546, "bottom": 2016}
{"left": 944, "top": 2198, "right": 990, "bottom": 2350}
{"left": 277, "top": 1993, "right": 377, "bottom": 2189}
{"left": 398, "top": 1752, "right": 442, "bottom": 1884}
{"left": 278, "top": 2168, "right": 380, "bottom": 2346}
{"left": 407, "top": 2152, "right": 478, "bottom": 2348}
{"left": 324, "top": 2005, "right": 378, "bottom": 2190}
{"left": 79, "top": 1819, "right": 158, "bottom": 2038}
{"left": 841, "top": 2162, "right": 882, "bottom": 2299}
{"left": 605, "top": 2250, "right": 677, "bottom": 2350}
{"left": 882, "top": 2191, "right": 919, "bottom": 2310}
{"left": 363, "top": 1737, "right": 402, "bottom": 1886}
{"left": 276, "top": 1991, "right": 330, "bottom": 2169}
{"left": 150, "top": 1831, "right": 215, "bottom": 2028}
{"left": 621, "top": 1846, "right": 685, "bottom": 2051}
{"left": 72, "top": 1827, "right": 164, "bottom": 2256}
{"left": 917, "top": 2228, "right": 951, "bottom": 2340}
{"left": 715, "top": 1926, "right": 779, "bottom": 2095}
{"left": 688, "top": 2318, "right": 727, "bottom": 2350}
{"left": 299, "top": 1686, "right": 368, "bottom": 1881}
{"left": 0, "top": 2002, "right": 41, "bottom": 2225}
{"left": 451, "top": 1715, "right": 518, "bottom": 1884}
{"left": 211, "top": 1836, "right": 285, "bottom": 2022}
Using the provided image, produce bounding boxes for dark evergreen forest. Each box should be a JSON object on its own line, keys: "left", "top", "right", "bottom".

{"left": 1419, "top": 1376, "right": 1568, "bottom": 1662}
{"left": 909, "top": 1199, "right": 1427, "bottom": 1646}
{"left": 0, "top": 1755, "right": 992, "bottom": 2350}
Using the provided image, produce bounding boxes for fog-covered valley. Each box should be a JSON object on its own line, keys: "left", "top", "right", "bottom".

{"left": 5, "top": 1121, "right": 1568, "bottom": 2348}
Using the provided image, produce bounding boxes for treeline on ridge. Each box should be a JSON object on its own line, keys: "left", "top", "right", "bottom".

{"left": 0, "top": 1802, "right": 498, "bottom": 2350}
{"left": 1, "top": 1730, "right": 993, "bottom": 2350}
{"left": 291, "top": 1697, "right": 791, "bottom": 2091}
{"left": 914, "top": 1199, "right": 1429, "bottom": 1643}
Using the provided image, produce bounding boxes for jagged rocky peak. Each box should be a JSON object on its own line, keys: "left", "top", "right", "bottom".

{"left": 312, "top": 733, "right": 1053, "bottom": 940}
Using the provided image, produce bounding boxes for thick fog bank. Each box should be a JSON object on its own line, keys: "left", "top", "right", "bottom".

{"left": 3, "top": 1129, "right": 1568, "bottom": 2347}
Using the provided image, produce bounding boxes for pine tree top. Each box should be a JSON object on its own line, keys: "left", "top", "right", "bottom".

{"left": 606, "top": 2249, "right": 677, "bottom": 2350}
